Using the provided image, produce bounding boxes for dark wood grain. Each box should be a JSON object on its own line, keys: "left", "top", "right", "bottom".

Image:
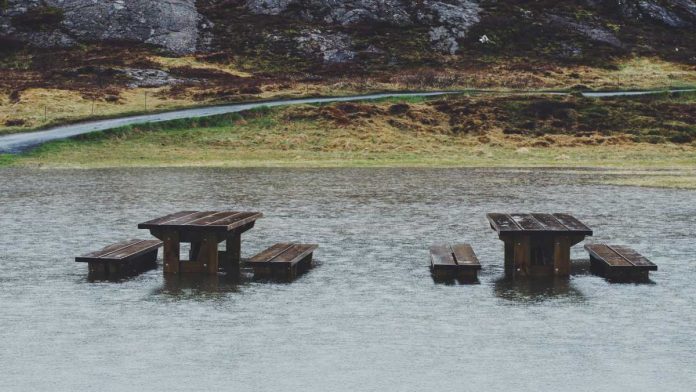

{"left": 487, "top": 213, "right": 522, "bottom": 232}
{"left": 249, "top": 243, "right": 294, "bottom": 263}
{"left": 488, "top": 213, "right": 592, "bottom": 235}
{"left": 187, "top": 211, "right": 243, "bottom": 226}
{"left": 137, "top": 211, "right": 198, "bottom": 228}
{"left": 451, "top": 243, "right": 480, "bottom": 267}
{"left": 202, "top": 212, "right": 262, "bottom": 231}
{"left": 531, "top": 213, "right": 568, "bottom": 231}
{"left": 585, "top": 244, "right": 633, "bottom": 267}
{"left": 553, "top": 213, "right": 592, "bottom": 234}
{"left": 270, "top": 244, "right": 319, "bottom": 265}
{"left": 76, "top": 239, "right": 162, "bottom": 262}
{"left": 511, "top": 214, "right": 546, "bottom": 231}
{"left": 611, "top": 246, "right": 657, "bottom": 269}
{"left": 139, "top": 211, "right": 263, "bottom": 232}
{"left": 76, "top": 239, "right": 142, "bottom": 260}
{"left": 430, "top": 244, "right": 456, "bottom": 266}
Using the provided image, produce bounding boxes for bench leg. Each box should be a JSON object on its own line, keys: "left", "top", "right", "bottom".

{"left": 252, "top": 263, "right": 273, "bottom": 279}
{"left": 269, "top": 263, "right": 296, "bottom": 282}
{"left": 457, "top": 269, "right": 479, "bottom": 283}
{"left": 88, "top": 261, "right": 108, "bottom": 280}
{"left": 108, "top": 261, "right": 121, "bottom": 278}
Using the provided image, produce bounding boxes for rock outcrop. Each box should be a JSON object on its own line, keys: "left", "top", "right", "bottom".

{"left": 0, "top": 0, "right": 210, "bottom": 54}
{"left": 1, "top": 0, "right": 695, "bottom": 62}
{"left": 613, "top": 0, "right": 696, "bottom": 26}
{"left": 245, "top": 0, "right": 482, "bottom": 55}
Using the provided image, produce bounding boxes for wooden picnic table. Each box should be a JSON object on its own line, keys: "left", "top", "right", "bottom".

{"left": 487, "top": 213, "right": 592, "bottom": 278}
{"left": 138, "top": 211, "right": 263, "bottom": 277}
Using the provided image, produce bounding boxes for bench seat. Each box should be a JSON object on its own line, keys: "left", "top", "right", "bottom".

{"left": 430, "top": 243, "right": 482, "bottom": 282}
{"left": 247, "top": 243, "right": 318, "bottom": 281}
{"left": 585, "top": 244, "right": 657, "bottom": 282}
{"left": 76, "top": 239, "right": 162, "bottom": 280}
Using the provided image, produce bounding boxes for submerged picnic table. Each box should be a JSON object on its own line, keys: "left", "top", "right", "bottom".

{"left": 138, "top": 211, "right": 263, "bottom": 277}
{"left": 487, "top": 213, "right": 592, "bottom": 278}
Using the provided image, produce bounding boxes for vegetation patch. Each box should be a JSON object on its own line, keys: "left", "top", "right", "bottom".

{"left": 0, "top": 153, "right": 16, "bottom": 166}
{"left": 12, "top": 6, "right": 64, "bottom": 32}
{"left": 10, "top": 94, "right": 696, "bottom": 175}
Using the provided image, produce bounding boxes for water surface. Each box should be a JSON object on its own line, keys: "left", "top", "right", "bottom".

{"left": 1, "top": 168, "right": 694, "bottom": 391}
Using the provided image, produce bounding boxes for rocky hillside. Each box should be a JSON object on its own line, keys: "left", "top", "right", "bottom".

{"left": 0, "top": 0, "right": 210, "bottom": 54}
{"left": 1, "top": 0, "right": 695, "bottom": 64}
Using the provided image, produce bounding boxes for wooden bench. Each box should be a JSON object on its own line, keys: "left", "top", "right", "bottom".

{"left": 430, "top": 243, "right": 482, "bottom": 282}
{"left": 247, "top": 243, "right": 318, "bottom": 281}
{"left": 76, "top": 239, "right": 163, "bottom": 280}
{"left": 585, "top": 244, "right": 657, "bottom": 282}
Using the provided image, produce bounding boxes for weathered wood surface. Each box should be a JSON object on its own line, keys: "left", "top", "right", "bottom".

{"left": 248, "top": 243, "right": 318, "bottom": 281}
{"left": 139, "top": 211, "right": 263, "bottom": 232}
{"left": 430, "top": 243, "right": 481, "bottom": 282}
{"left": 487, "top": 213, "right": 592, "bottom": 235}
{"left": 139, "top": 211, "right": 262, "bottom": 276}
{"left": 75, "top": 239, "right": 162, "bottom": 262}
{"left": 585, "top": 244, "right": 657, "bottom": 270}
{"left": 488, "top": 213, "right": 592, "bottom": 279}
{"left": 585, "top": 244, "right": 657, "bottom": 282}
{"left": 76, "top": 239, "right": 161, "bottom": 280}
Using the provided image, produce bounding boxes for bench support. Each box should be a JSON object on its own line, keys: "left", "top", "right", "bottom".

{"left": 87, "top": 249, "right": 158, "bottom": 281}
{"left": 248, "top": 243, "right": 318, "bottom": 282}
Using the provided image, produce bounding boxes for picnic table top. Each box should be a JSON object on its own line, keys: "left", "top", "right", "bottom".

{"left": 138, "top": 211, "right": 263, "bottom": 232}
{"left": 487, "top": 213, "right": 592, "bottom": 235}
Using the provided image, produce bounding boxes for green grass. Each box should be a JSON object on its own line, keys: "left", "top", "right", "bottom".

{"left": 0, "top": 154, "right": 16, "bottom": 166}
{"left": 4, "top": 94, "right": 695, "bottom": 191}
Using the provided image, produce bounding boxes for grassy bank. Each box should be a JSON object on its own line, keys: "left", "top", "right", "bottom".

{"left": 4, "top": 93, "right": 695, "bottom": 188}
{"left": 1, "top": 55, "right": 695, "bottom": 134}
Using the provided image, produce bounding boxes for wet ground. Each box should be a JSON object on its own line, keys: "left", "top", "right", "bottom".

{"left": 1, "top": 168, "right": 695, "bottom": 391}
{"left": 2, "top": 89, "right": 693, "bottom": 153}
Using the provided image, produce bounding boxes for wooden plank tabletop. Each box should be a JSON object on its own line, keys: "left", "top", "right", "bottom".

{"left": 487, "top": 213, "right": 592, "bottom": 235}
{"left": 138, "top": 211, "right": 263, "bottom": 232}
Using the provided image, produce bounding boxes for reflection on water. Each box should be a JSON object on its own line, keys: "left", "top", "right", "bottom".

{"left": 155, "top": 275, "right": 241, "bottom": 298}
{"left": 1, "top": 167, "right": 695, "bottom": 391}
{"left": 493, "top": 277, "right": 585, "bottom": 304}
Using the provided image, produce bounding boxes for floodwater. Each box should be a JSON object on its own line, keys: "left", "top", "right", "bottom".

{"left": 0, "top": 168, "right": 695, "bottom": 391}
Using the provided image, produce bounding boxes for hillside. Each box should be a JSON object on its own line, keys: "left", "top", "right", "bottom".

{"left": 1, "top": 0, "right": 695, "bottom": 131}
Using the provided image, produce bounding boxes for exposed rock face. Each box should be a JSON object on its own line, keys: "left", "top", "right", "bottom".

{"left": 245, "top": 0, "right": 482, "bottom": 55}
{"left": 547, "top": 15, "right": 623, "bottom": 48}
{"left": 0, "top": 0, "right": 210, "bottom": 54}
{"left": 420, "top": 1, "right": 482, "bottom": 54}
{"left": 295, "top": 30, "right": 356, "bottom": 63}
{"left": 613, "top": 0, "right": 696, "bottom": 26}
{"left": 1, "top": 0, "right": 694, "bottom": 62}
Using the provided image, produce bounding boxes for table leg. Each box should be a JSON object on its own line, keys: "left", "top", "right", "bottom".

{"left": 513, "top": 235, "right": 530, "bottom": 278}
{"left": 189, "top": 241, "right": 201, "bottom": 263}
{"left": 225, "top": 232, "right": 241, "bottom": 279}
{"left": 504, "top": 239, "right": 515, "bottom": 276}
{"left": 553, "top": 236, "right": 571, "bottom": 277}
{"left": 204, "top": 233, "right": 219, "bottom": 275}
{"left": 162, "top": 230, "right": 181, "bottom": 275}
